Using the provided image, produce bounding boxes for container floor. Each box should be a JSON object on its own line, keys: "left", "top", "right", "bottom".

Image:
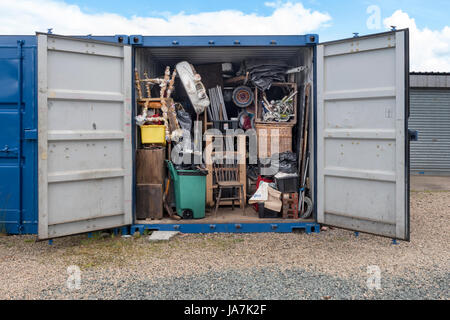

{"left": 135, "top": 205, "right": 314, "bottom": 225}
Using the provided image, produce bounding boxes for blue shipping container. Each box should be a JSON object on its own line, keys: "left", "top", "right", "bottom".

{"left": 0, "top": 31, "right": 411, "bottom": 240}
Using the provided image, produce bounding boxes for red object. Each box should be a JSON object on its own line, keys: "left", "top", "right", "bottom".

{"left": 243, "top": 116, "right": 252, "bottom": 130}
{"left": 150, "top": 114, "right": 164, "bottom": 125}
{"left": 253, "top": 175, "right": 274, "bottom": 212}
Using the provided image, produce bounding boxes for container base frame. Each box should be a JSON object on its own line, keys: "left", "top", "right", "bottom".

{"left": 128, "top": 221, "right": 321, "bottom": 234}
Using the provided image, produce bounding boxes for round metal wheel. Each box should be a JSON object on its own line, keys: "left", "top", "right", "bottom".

{"left": 232, "top": 86, "right": 254, "bottom": 108}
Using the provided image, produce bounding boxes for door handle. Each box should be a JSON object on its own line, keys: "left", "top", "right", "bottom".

{"left": 408, "top": 129, "right": 418, "bottom": 142}
{"left": 0, "top": 145, "right": 18, "bottom": 154}
{"left": 24, "top": 129, "right": 38, "bottom": 140}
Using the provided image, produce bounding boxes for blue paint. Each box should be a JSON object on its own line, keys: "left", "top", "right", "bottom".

{"left": 0, "top": 36, "right": 38, "bottom": 235}
{"left": 137, "top": 34, "right": 318, "bottom": 47}
{"left": 121, "top": 226, "right": 130, "bottom": 236}
{"left": 130, "top": 222, "right": 321, "bottom": 234}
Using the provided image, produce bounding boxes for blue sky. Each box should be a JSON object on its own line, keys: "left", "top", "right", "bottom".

{"left": 62, "top": 0, "right": 450, "bottom": 41}
{"left": 0, "top": 0, "right": 449, "bottom": 71}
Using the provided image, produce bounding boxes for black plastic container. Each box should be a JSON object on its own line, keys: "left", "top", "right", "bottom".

{"left": 275, "top": 175, "right": 299, "bottom": 193}
{"left": 212, "top": 120, "right": 239, "bottom": 133}
{"left": 258, "top": 203, "right": 281, "bottom": 219}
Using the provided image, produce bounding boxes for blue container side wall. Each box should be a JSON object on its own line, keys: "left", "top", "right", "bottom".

{"left": 0, "top": 35, "right": 38, "bottom": 234}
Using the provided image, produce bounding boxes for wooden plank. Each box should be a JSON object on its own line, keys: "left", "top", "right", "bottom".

{"left": 205, "top": 135, "right": 214, "bottom": 206}
{"left": 238, "top": 134, "right": 247, "bottom": 209}
{"left": 137, "top": 98, "right": 174, "bottom": 109}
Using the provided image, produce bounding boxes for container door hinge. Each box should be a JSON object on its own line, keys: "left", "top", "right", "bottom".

{"left": 24, "top": 129, "right": 38, "bottom": 140}
{"left": 129, "top": 35, "right": 143, "bottom": 45}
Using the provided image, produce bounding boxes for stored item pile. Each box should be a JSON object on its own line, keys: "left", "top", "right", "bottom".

{"left": 133, "top": 56, "right": 313, "bottom": 222}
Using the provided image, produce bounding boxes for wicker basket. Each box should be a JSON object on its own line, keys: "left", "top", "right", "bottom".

{"left": 255, "top": 123, "right": 294, "bottom": 158}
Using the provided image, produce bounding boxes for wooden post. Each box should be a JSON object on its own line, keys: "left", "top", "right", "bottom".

{"left": 237, "top": 134, "right": 247, "bottom": 209}
{"left": 205, "top": 134, "right": 214, "bottom": 207}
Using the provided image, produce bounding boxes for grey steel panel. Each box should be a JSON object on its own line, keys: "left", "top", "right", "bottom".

{"left": 38, "top": 34, "right": 133, "bottom": 240}
{"left": 317, "top": 31, "right": 409, "bottom": 240}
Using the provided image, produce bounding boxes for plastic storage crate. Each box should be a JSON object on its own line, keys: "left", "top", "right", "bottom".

{"left": 140, "top": 125, "right": 166, "bottom": 145}
{"left": 212, "top": 120, "right": 239, "bottom": 133}
{"left": 275, "top": 175, "right": 299, "bottom": 193}
{"left": 258, "top": 203, "right": 281, "bottom": 219}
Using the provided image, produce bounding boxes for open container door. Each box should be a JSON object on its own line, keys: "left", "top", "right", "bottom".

{"left": 37, "top": 34, "right": 133, "bottom": 240}
{"left": 316, "top": 30, "right": 410, "bottom": 240}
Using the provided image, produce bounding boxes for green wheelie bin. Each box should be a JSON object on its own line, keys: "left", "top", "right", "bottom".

{"left": 166, "top": 160, "right": 207, "bottom": 219}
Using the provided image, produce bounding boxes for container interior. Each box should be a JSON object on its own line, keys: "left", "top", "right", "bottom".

{"left": 133, "top": 45, "right": 315, "bottom": 224}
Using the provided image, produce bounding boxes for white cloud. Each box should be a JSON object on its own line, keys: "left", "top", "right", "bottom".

{"left": 384, "top": 10, "right": 450, "bottom": 72}
{"left": 0, "top": 0, "right": 331, "bottom": 35}
{"left": 3, "top": 1, "right": 447, "bottom": 72}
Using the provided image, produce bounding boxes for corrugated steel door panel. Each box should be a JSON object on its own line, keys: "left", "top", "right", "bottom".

{"left": 37, "top": 34, "right": 132, "bottom": 240}
{"left": 0, "top": 54, "right": 21, "bottom": 234}
{"left": 410, "top": 89, "right": 450, "bottom": 175}
{"left": 0, "top": 39, "right": 38, "bottom": 235}
{"left": 317, "top": 30, "right": 409, "bottom": 240}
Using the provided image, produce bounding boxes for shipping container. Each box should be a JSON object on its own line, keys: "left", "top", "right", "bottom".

{"left": 0, "top": 30, "right": 411, "bottom": 240}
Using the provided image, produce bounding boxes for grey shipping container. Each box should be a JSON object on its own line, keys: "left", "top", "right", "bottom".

{"left": 0, "top": 30, "right": 411, "bottom": 241}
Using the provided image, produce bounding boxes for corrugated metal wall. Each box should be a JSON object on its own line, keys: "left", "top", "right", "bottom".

{"left": 409, "top": 89, "right": 450, "bottom": 175}
{"left": 0, "top": 36, "right": 38, "bottom": 234}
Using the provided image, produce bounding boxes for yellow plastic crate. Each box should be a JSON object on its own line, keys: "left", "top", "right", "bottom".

{"left": 140, "top": 125, "right": 166, "bottom": 145}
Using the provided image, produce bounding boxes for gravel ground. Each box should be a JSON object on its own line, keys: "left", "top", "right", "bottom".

{"left": 0, "top": 191, "right": 448, "bottom": 300}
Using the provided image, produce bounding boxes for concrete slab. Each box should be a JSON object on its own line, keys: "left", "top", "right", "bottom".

{"left": 411, "top": 175, "right": 450, "bottom": 191}
{"left": 148, "top": 231, "right": 180, "bottom": 241}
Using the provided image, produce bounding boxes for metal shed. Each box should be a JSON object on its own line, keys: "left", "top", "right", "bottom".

{"left": 409, "top": 72, "right": 450, "bottom": 175}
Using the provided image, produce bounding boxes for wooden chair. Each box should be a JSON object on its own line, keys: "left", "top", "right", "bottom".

{"left": 213, "top": 158, "right": 246, "bottom": 217}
